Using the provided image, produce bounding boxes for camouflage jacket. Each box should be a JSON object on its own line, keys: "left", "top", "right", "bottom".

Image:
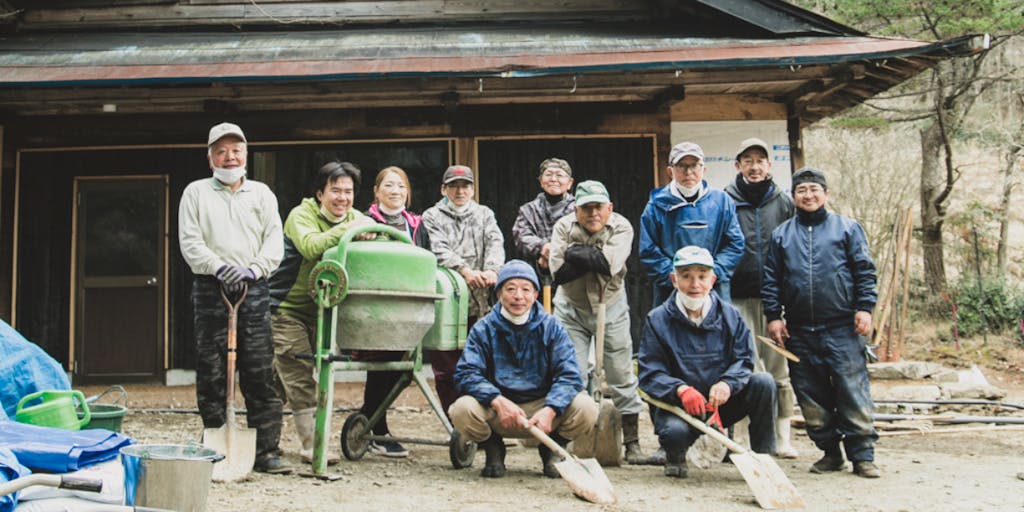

{"left": 422, "top": 198, "right": 506, "bottom": 316}
{"left": 511, "top": 193, "right": 575, "bottom": 275}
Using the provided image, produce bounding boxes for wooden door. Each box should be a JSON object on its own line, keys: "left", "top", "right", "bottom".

{"left": 73, "top": 176, "right": 166, "bottom": 381}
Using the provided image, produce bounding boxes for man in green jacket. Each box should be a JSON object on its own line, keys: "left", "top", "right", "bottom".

{"left": 270, "top": 160, "right": 374, "bottom": 462}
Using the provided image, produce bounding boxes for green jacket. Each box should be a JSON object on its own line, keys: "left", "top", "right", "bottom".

{"left": 277, "top": 198, "right": 367, "bottom": 323}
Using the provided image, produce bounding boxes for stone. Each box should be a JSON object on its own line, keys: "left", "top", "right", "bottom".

{"left": 930, "top": 369, "right": 960, "bottom": 383}
{"left": 877, "top": 384, "right": 943, "bottom": 402}
{"left": 868, "top": 361, "right": 944, "bottom": 380}
{"left": 940, "top": 383, "right": 1007, "bottom": 400}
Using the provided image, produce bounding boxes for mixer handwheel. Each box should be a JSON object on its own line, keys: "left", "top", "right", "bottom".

{"left": 308, "top": 260, "right": 348, "bottom": 307}
{"left": 341, "top": 413, "right": 370, "bottom": 461}
{"left": 448, "top": 429, "right": 476, "bottom": 469}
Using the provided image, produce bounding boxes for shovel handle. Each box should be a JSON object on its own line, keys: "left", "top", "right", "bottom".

{"left": 640, "top": 390, "right": 747, "bottom": 454}
{"left": 220, "top": 283, "right": 248, "bottom": 406}
{"left": 519, "top": 416, "right": 573, "bottom": 460}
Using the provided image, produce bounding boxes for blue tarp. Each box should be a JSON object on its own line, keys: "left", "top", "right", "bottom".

{"left": 0, "top": 320, "right": 70, "bottom": 419}
{"left": 0, "top": 421, "right": 134, "bottom": 473}
{"left": 0, "top": 447, "right": 31, "bottom": 512}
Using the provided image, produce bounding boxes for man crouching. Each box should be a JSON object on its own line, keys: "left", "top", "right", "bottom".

{"left": 638, "top": 246, "right": 777, "bottom": 478}
{"left": 451, "top": 259, "right": 599, "bottom": 478}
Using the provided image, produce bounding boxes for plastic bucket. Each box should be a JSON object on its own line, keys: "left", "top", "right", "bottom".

{"left": 15, "top": 390, "right": 90, "bottom": 431}
{"left": 121, "top": 444, "right": 224, "bottom": 512}
{"left": 81, "top": 385, "right": 129, "bottom": 432}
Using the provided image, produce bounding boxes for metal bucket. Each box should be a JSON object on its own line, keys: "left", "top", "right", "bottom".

{"left": 121, "top": 444, "right": 224, "bottom": 512}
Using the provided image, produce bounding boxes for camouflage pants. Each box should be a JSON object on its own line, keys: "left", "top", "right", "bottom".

{"left": 193, "top": 276, "right": 283, "bottom": 456}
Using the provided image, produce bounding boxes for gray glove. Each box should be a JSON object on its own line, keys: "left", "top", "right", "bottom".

{"left": 216, "top": 265, "right": 256, "bottom": 285}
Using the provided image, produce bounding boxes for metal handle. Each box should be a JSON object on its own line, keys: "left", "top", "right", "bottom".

{"left": 146, "top": 277, "right": 158, "bottom": 286}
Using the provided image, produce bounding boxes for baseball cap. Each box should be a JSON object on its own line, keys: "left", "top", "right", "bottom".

{"left": 442, "top": 165, "right": 475, "bottom": 185}
{"left": 669, "top": 142, "right": 704, "bottom": 165}
{"left": 736, "top": 137, "right": 771, "bottom": 161}
{"left": 672, "top": 246, "right": 714, "bottom": 269}
{"left": 207, "top": 122, "right": 247, "bottom": 146}
{"left": 574, "top": 180, "right": 610, "bottom": 206}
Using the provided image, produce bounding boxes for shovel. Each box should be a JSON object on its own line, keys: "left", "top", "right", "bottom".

{"left": 571, "top": 297, "right": 622, "bottom": 466}
{"left": 755, "top": 335, "right": 801, "bottom": 363}
{"left": 519, "top": 417, "right": 616, "bottom": 505}
{"left": 641, "top": 391, "right": 805, "bottom": 510}
{"left": 204, "top": 284, "right": 257, "bottom": 483}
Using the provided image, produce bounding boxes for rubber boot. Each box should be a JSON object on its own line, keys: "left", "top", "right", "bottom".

{"left": 622, "top": 413, "right": 648, "bottom": 465}
{"left": 775, "top": 417, "right": 799, "bottom": 459}
{"left": 664, "top": 449, "right": 688, "bottom": 478}
{"left": 254, "top": 422, "right": 292, "bottom": 474}
{"left": 479, "top": 434, "right": 506, "bottom": 478}
{"left": 294, "top": 408, "right": 339, "bottom": 465}
{"left": 538, "top": 432, "right": 569, "bottom": 478}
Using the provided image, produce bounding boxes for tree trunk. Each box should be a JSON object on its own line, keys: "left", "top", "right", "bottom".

{"left": 920, "top": 122, "right": 948, "bottom": 293}
{"left": 996, "top": 146, "right": 1020, "bottom": 276}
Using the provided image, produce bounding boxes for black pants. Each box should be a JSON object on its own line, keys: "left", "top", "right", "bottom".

{"left": 193, "top": 276, "right": 283, "bottom": 456}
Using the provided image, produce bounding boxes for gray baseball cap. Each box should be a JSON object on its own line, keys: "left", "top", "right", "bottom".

{"left": 669, "top": 142, "right": 704, "bottom": 165}
{"left": 207, "top": 122, "right": 246, "bottom": 146}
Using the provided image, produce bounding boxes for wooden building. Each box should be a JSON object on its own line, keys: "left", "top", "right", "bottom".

{"left": 0, "top": 1, "right": 983, "bottom": 383}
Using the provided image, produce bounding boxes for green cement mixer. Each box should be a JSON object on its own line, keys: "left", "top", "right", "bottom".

{"left": 307, "top": 224, "right": 473, "bottom": 475}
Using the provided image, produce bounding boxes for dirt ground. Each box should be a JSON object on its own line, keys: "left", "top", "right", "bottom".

{"left": 80, "top": 368, "right": 1024, "bottom": 512}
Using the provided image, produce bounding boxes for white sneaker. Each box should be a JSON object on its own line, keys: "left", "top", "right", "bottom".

{"left": 369, "top": 440, "right": 409, "bottom": 458}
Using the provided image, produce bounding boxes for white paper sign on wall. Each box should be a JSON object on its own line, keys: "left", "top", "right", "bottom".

{"left": 669, "top": 120, "right": 792, "bottom": 192}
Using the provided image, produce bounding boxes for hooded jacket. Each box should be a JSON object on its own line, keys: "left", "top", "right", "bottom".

{"left": 639, "top": 181, "right": 744, "bottom": 289}
{"left": 421, "top": 198, "right": 505, "bottom": 317}
{"left": 454, "top": 301, "right": 584, "bottom": 415}
{"left": 638, "top": 291, "right": 754, "bottom": 404}
{"left": 762, "top": 210, "right": 878, "bottom": 327}
{"left": 365, "top": 203, "right": 430, "bottom": 249}
{"left": 724, "top": 180, "right": 795, "bottom": 299}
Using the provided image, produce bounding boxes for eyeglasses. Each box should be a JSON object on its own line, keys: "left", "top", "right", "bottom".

{"left": 541, "top": 171, "right": 571, "bottom": 180}
{"left": 673, "top": 163, "right": 703, "bottom": 174}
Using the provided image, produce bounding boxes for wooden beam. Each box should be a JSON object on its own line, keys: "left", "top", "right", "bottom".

{"left": 670, "top": 94, "right": 786, "bottom": 121}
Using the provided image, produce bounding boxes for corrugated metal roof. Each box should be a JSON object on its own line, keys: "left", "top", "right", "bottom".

{"left": 0, "top": 26, "right": 982, "bottom": 87}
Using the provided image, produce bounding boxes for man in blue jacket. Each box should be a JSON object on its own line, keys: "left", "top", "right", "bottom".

{"left": 640, "top": 141, "right": 744, "bottom": 306}
{"left": 639, "top": 246, "right": 776, "bottom": 478}
{"left": 450, "top": 260, "right": 598, "bottom": 479}
{"left": 763, "top": 167, "right": 880, "bottom": 479}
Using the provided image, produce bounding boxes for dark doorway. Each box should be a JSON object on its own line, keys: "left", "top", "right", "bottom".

{"left": 477, "top": 136, "right": 656, "bottom": 347}
{"left": 73, "top": 176, "right": 167, "bottom": 381}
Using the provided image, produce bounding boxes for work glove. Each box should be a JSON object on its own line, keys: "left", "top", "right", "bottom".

{"left": 705, "top": 404, "right": 724, "bottom": 432}
{"left": 677, "top": 386, "right": 707, "bottom": 416}
{"left": 564, "top": 245, "right": 611, "bottom": 276}
{"left": 216, "top": 265, "right": 256, "bottom": 285}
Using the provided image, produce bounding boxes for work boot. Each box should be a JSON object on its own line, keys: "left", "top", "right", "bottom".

{"left": 853, "top": 461, "right": 881, "bottom": 478}
{"left": 621, "top": 413, "right": 648, "bottom": 465}
{"left": 253, "top": 452, "right": 292, "bottom": 475}
{"left": 663, "top": 450, "right": 688, "bottom": 478}
{"left": 774, "top": 417, "right": 799, "bottom": 459}
{"left": 538, "top": 433, "right": 569, "bottom": 478}
{"left": 479, "top": 434, "right": 506, "bottom": 478}
{"left": 293, "top": 408, "right": 339, "bottom": 465}
{"left": 809, "top": 448, "right": 845, "bottom": 474}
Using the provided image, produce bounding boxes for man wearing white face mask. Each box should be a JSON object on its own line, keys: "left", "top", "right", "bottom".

{"left": 179, "top": 122, "right": 289, "bottom": 473}
{"left": 638, "top": 246, "right": 776, "bottom": 478}
{"left": 639, "top": 142, "right": 744, "bottom": 307}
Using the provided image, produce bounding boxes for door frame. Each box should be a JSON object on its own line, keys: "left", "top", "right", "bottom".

{"left": 70, "top": 175, "right": 169, "bottom": 378}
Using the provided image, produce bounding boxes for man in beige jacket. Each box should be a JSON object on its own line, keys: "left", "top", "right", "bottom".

{"left": 549, "top": 180, "right": 648, "bottom": 464}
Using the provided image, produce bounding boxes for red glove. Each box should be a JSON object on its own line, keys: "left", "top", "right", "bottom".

{"left": 677, "top": 386, "right": 707, "bottom": 416}
{"left": 705, "top": 404, "right": 724, "bottom": 432}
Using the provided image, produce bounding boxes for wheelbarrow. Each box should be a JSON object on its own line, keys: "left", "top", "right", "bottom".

{"left": 304, "top": 225, "right": 475, "bottom": 475}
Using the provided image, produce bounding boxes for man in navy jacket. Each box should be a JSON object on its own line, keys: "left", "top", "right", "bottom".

{"left": 639, "top": 246, "right": 776, "bottom": 478}
{"left": 450, "top": 260, "right": 598, "bottom": 479}
{"left": 763, "top": 167, "right": 880, "bottom": 479}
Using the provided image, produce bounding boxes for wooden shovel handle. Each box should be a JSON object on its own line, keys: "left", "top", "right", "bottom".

{"left": 519, "top": 416, "right": 573, "bottom": 460}
{"left": 640, "top": 390, "right": 748, "bottom": 454}
{"left": 219, "top": 283, "right": 249, "bottom": 405}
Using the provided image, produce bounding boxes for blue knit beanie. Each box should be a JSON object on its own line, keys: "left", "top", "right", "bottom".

{"left": 496, "top": 259, "right": 540, "bottom": 291}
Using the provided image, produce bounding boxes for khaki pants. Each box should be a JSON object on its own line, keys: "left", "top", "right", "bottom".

{"left": 271, "top": 311, "right": 318, "bottom": 412}
{"left": 449, "top": 392, "right": 598, "bottom": 443}
{"left": 734, "top": 297, "right": 796, "bottom": 419}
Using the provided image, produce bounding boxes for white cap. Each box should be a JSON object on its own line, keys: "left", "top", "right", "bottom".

{"left": 207, "top": 122, "right": 247, "bottom": 146}
{"left": 673, "top": 245, "right": 714, "bottom": 269}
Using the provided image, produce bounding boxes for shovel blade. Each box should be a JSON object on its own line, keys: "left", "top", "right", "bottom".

{"left": 728, "top": 452, "right": 805, "bottom": 510}
{"left": 204, "top": 425, "right": 257, "bottom": 483}
{"left": 554, "top": 457, "right": 617, "bottom": 505}
{"left": 571, "top": 399, "right": 622, "bottom": 466}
